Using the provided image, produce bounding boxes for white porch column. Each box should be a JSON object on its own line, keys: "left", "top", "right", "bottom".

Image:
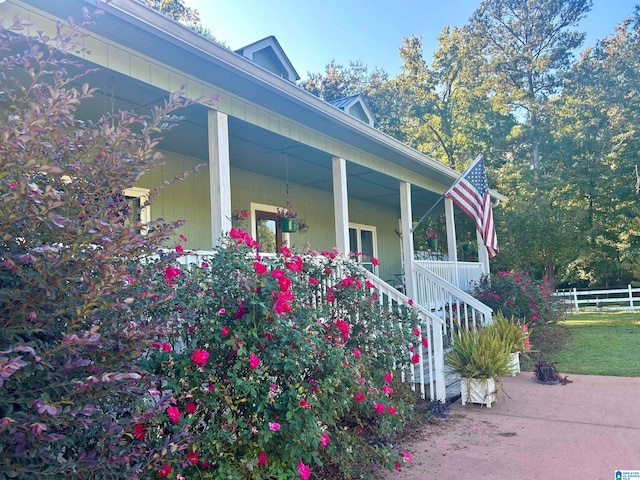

{"left": 400, "top": 182, "right": 415, "bottom": 299}
{"left": 444, "top": 197, "right": 459, "bottom": 286}
{"left": 477, "top": 229, "right": 491, "bottom": 276}
{"left": 208, "top": 110, "right": 232, "bottom": 246}
{"left": 332, "top": 156, "right": 350, "bottom": 254}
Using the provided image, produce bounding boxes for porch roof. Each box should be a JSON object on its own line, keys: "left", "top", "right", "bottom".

{"left": 18, "top": 0, "right": 505, "bottom": 208}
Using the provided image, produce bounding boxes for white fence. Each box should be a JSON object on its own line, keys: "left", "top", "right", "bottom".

{"left": 554, "top": 285, "right": 640, "bottom": 312}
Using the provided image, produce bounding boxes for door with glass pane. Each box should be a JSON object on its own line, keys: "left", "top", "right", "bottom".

{"left": 349, "top": 224, "right": 378, "bottom": 274}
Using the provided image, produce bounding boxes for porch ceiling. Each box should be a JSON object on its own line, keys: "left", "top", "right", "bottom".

{"left": 74, "top": 70, "right": 445, "bottom": 215}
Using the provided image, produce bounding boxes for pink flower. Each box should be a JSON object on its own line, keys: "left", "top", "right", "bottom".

{"left": 186, "top": 401, "right": 197, "bottom": 414}
{"left": 374, "top": 402, "right": 385, "bottom": 414}
{"left": 159, "top": 464, "right": 172, "bottom": 478}
{"left": 163, "top": 265, "right": 181, "bottom": 283}
{"left": 249, "top": 353, "right": 260, "bottom": 369}
{"left": 411, "top": 354, "right": 420, "bottom": 364}
{"left": 408, "top": 299, "right": 414, "bottom": 306}
{"left": 167, "top": 406, "right": 181, "bottom": 424}
{"left": 258, "top": 450, "right": 267, "bottom": 467}
{"left": 401, "top": 451, "right": 412, "bottom": 462}
{"left": 309, "top": 277, "right": 318, "bottom": 285}
{"left": 268, "top": 422, "right": 281, "bottom": 431}
{"left": 395, "top": 461, "right": 401, "bottom": 471}
{"left": 382, "top": 385, "right": 393, "bottom": 395}
{"left": 221, "top": 325, "right": 229, "bottom": 336}
{"left": 201, "top": 261, "right": 209, "bottom": 268}
{"left": 299, "top": 399, "right": 311, "bottom": 409}
{"left": 179, "top": 234, "right": 187, "bottom": 242}
{"left": 286, "top": 256, "right": 303, "bottom": 272}
{"left": 192, "top": 349, "right": 209, "bottom": 366}
{"left": 387, "top": 405, "right": 397, "bottom": 414}
{"left": 353, "top": 391, "right": 365, "bottom": 402}
{"left": 371, "top": 257, "right": 379, "bottom": 266}
{"left": 384, "top": 372, "right": 393, "bottom": 383}
{"left": 412, "top": 327, "right": 421, "bottom": 337}
{"left": 298, "top": 462, "right": 310, "bottom": 480}
{"left": 253, "top": 261, "right": 267, "bottom": 275}
{"left": 353, "top": 347, "right": 361, "bottom": 357}
{"left": 319, "top": 433, "right": 330, "bottom": 447}
{"left": 175, "top": 244, "right": 184, "bottom": 253}
{"left": 241, "top": 210, "right": 248, "bottom": 218}
{"left": 280, "top": 246, "right": 291, "bottom": 258}
{"left": 422, "top": 336, "right": 429, "bottom": 348}
{"left": 8, "top": 181, "right": 18, "bottom": 191}
{"left": 161, "top": 342, "right": 171, "bottom": 352}
{"left": 335, "top": 319, "right": 350, "bottom": 340}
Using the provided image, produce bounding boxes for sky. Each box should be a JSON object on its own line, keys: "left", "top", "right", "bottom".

{"left": 185, "top": 0, "right": 638, "bottom": 79}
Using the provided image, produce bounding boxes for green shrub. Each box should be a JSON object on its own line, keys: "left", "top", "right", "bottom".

{"left": 445, "top": 326, "right": 512, "bottom": 379}
{"left": 469, "top": 271, "right": 566, "bottom": 324}
{"left": 0, "top": 16, "right": 188, "bottom": 477}
{"left": 141, "top": 240, "right": 419, "bottom": 479}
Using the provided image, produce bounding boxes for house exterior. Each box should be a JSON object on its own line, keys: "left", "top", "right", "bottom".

{"left": 1, "top": 0, "right": 505, "bottom": 400}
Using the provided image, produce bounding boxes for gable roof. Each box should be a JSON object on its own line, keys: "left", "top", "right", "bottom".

{"left": 329, "top": 94, "right": 376, "bottom": 127}
{"left": 235, "top": 36, "right": 300, "bottom": 83}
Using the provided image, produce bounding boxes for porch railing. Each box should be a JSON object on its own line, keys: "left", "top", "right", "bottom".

{"left": 412, "top": 262, "right": 493, "bottom": 340}
{"left": 415, "top": 260, "right": 484, "bottom": 291}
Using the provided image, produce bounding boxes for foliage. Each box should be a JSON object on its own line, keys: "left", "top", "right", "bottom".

{"left": 469, "top": 271, "right": 566, "bottom": 324}
{"left": 445, "top": 325, "right": 512, "bottom": 379}
{"left": 491, "top": 312, "right": 526, "bottom": 353}
{"left": 140, "top": 238, "right": 421, "bottom": 479}
{"left": 533, "top": 360, "right": 571, "bottom": 385}
{"left": 0, "top": 16, "right": 189, "bottom": 478}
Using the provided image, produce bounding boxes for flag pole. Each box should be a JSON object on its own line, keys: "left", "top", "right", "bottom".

{"left": 410, "top": 195, "right": 444, "bottom": 234}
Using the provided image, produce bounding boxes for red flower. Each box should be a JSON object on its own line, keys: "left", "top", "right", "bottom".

{"left": 163, "top": 265, "right": 181, "bottom": 283}
{"left": 353, "top": 391, "right": 365, "bottom": 402}
{"left": 179, "top": 234, "right": 187, "bottom": 242}
{"left": 221, "top": 325, "right": 229, "bottom": 336}
{"left": 167, "top": 406, "right": 181, "bottom": 424}
{"left": 353, "top": 347, "right": 361, "bottom": 357}
{"left": 422, "top": 336, "right": 429, "bottom": 348}
{"left": 411, "top": 354, "right": 420, "bottom": 364}
{"left": 161, "top": 342, "right": 171, "bottom": 352}
{"left": 258, "top": 450, "right": 267, "bottom": 467}
{"left": 387, "top": 405, "right": 397, "bottom": 414}
{"left": 395, "top": 461, "right": 401, "bottom": 471}
{"left": 159, "top": 464, "right": 172, "bottom": 478}
{"left": 241, "top": 210, "right": 248, "bottom": 218}
{"left": 285, "top": 256, "right": 303, "bottom": 272}
{"left": 371, "top": 257, "right": 379, "bottom": 266}
{"left": 319, "top": 433, "right": 330, "bottom": 447}
{"left": 175, "top": 244, "right": 184, "bottom": 253}
{"left": 384, "top": 372, "right": 393, "bottom": 383}
{"left": 412, "top": 327, "right": 421, "bottom": 337}
{"left": 299, "top": 399, "right": 311, "bottom": 409}
{"left": 408, "top": 299, "right": 414, "bottom": 306}
{"left": 253, "top": 261, "right": 267, "bottom": 275}
{"left": 249, "top": 353, "right": 260, "bottom": 369}
{"left": 280, "top": 246, "right": 291, "bottom": 258}
{"left": 192, "top": 349, "right": 209, "bottom": 366}
{"left": 186, "top": 401, "right": 197, "bottom": 414}
{"left": 186, "top": 451, "right": 198, "bottom": 465}
{"left": 382, "top": 385, "right": 393, "bottom": 395}
{"left": 133, "top": 423, "right": 145, "bottom": 439}
{"left": 308, "top": 277, "right": 318, "bottom": 285}
{"left": 374, "top": 402, "right": 385, "bottom": 414}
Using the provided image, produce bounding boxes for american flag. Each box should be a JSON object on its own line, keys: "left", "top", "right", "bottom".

{"left": 445, "top": 155, "right": 498, "bottom": 258}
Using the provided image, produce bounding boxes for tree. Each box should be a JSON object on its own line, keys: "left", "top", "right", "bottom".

{"left": 144, "top": 0, "right": 220, "bottom": 42}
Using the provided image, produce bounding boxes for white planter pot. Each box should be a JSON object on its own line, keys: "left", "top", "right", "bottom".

{"left": 460, "top": 377, "right": 498, "bottom": 408}
{"left": 508, "top": 352, "right": 521, "bottom": 376}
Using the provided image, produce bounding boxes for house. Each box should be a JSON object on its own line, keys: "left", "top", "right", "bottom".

{"left": 0, "top": 0, "right": 505, "bottom": 401}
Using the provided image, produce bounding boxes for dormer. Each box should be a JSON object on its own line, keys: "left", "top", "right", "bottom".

{"left": 235, "top": 36, "right": 300, "bottom": 83}
{"left": 329, "top": 94, "right": 375, "bottom": 127}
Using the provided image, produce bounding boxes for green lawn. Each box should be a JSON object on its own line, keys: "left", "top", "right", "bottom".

{"left": 522, "top": 312, "right": 640, "bottom": 377}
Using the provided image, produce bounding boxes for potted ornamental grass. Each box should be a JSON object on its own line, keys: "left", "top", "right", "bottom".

{"left": 446, "top": 325, "right": 512, "bottom": 407}
{"left": 492, "top": 312, "right": 526, "bottom": 376}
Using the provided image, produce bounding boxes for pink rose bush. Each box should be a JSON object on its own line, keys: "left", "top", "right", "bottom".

{"left": 142, "top": 232, "right": 419, "bottom": 479}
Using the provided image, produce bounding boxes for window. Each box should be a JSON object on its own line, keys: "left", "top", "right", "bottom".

{"left": 349, "top": 223, "right": 378, "bottom": 274}
{"left": 124, "top": 187, "right": 150, "bottom": 224}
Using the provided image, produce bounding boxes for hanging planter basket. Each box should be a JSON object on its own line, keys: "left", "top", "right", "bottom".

{"left": 427, "top": 239, "right": 439, "bottom": 250}
{"left": 279, "top": 217, "right": 298, "bottom": 233}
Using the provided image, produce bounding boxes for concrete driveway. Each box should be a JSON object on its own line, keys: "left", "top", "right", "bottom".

{"left": 386, "top": 374, "right": 640, "bottom": 480}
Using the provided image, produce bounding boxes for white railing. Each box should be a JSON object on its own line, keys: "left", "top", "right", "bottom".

{"left": 413, "top": 262, "right": 493, "bottom": 340}
{"left": 415, "top": 260, "right": 485, "bottom": 291}
{"left": 363, "top": 271, "right": 447, "bottom": 402}
{"left": 554, "top": 285, "right": 640, "bottom": 312}
{"left": 172, "top": 250, "right": 447, "bottom": 402}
